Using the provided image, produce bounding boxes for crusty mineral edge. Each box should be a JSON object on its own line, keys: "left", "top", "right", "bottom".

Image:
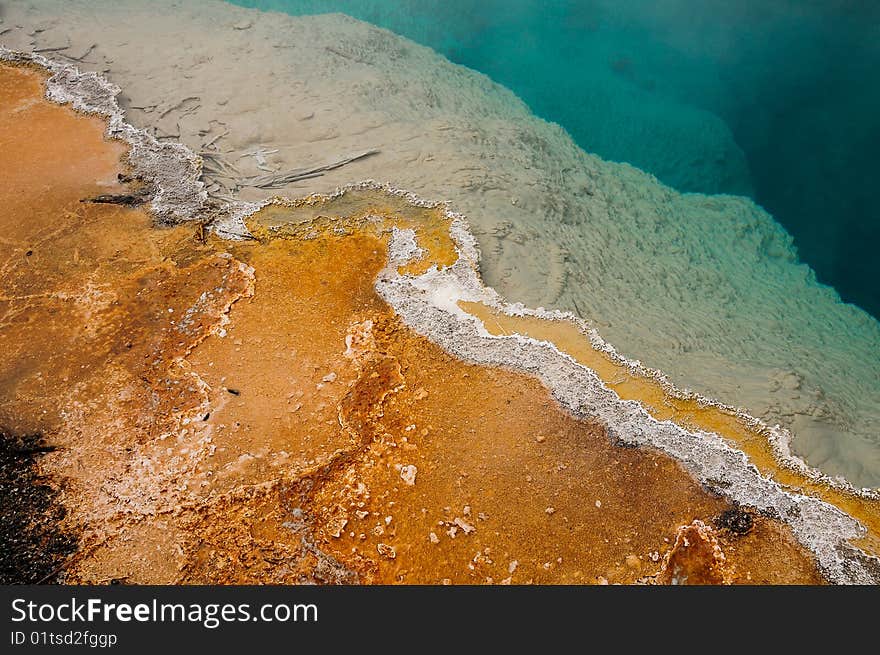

{"left": 2, "top": 50, "right": 878, "bottom": 583}
{"left": 457, "top": 304, "right": 880, "bottom": 558}
{"left": 0, "top": 46, "right": 207, "bottom": 221}
{"left": 0, "top": 67, "right": 824, "bottom": 585}
{"left": 232, "top": 192, "right": 880, "bottom": 506}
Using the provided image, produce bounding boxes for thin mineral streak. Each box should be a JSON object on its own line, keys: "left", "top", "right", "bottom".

{"left": 0, "top": 51, "right": 877, "bottom": 583}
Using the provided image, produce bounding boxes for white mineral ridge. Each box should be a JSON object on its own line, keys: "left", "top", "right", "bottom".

{"left": 3, "top": 0, "right": 879, "bottom": 487}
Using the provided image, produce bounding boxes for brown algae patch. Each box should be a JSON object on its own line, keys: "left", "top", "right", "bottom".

{"left": 0, "top": 59, "right": 841, "bottom": 584}
{"left": 459, "top": 301, "right": 880, "bottom": 558}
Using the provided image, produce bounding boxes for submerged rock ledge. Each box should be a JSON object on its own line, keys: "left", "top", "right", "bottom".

{"left": 1, "top": 49, "right": 878, "bottom": 584}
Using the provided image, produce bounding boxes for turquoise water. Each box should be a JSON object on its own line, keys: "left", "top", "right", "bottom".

{"left": 232, "top": 0, "right": 880, "bottom": 320}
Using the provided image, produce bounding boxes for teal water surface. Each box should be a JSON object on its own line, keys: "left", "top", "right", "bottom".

{"left": 231, "top": 0, "right": 880, "bottom": 320}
